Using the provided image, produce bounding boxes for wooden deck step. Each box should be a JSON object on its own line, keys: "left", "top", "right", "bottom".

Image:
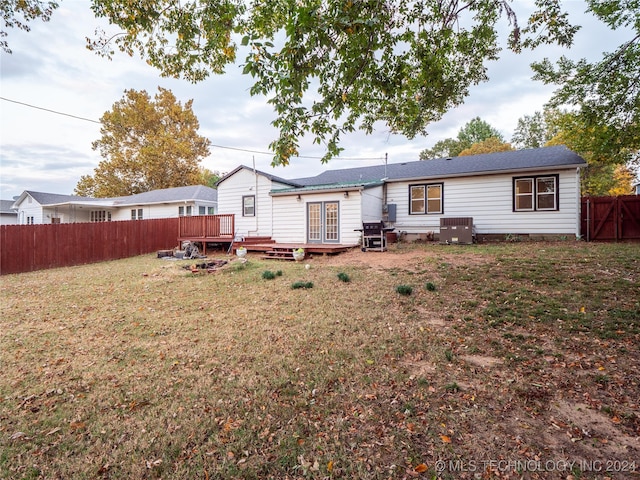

{"left": 262, "top": 250, "right": 296, "bottom": 261}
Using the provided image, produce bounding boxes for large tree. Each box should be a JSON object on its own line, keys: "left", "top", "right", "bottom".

{"left": 512, "top": 110, "right": 553, "bottom": 149}
{"left": 544, "top": 110, "right": 633, "bottom": 195}
{"left": 531, "top": 0, "right": 639, "bottom": 163}
{"left": 513, "top": 107, "right": 637, "bottom": 195}
{"left": 420, "top": 117, "right": 503, "bottom": 159}
{"left": 6, "top": 2, "right": 633, "bottom": 168}
{"left": 458, "top": 137, "right": 513, "bottom": 156}
{"left": 75, "top": 87, "right": 211, "bottom": 197}
{"left": 83, "top": 0, "right": 580, "bottom": 165}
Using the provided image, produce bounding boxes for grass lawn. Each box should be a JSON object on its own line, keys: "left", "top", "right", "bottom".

{"left": 1, "top": 241, "right": 638, "bottom": 479}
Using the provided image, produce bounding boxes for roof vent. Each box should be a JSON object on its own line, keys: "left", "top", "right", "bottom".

{"left": 446, "top": 157, "right": 452, "bottom": 161}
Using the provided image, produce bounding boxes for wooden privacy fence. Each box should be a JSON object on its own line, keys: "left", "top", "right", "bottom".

{"left": 0, "top": 218, "right": 179, "bottom": 275}
{"left": 581, "top": 195, "right": 640, "bottom": 242}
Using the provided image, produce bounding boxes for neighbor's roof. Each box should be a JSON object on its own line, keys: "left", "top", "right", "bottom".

{"left": 0, "top": 199, "right": 18, "bottom": 214}
{"left": 12, "top": 191, "right": 101, "bottom": 208}
{"left": 12, "top": 185, "right": 218, "bottom": 208}
{"left": 113, "top": 185, "right": 217, "bottom": 206}
{"left": 291, "top": 145, "right": 586, "bottom": 187}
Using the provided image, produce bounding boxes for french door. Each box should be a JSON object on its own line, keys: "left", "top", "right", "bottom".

{"left": 307, "top": 201, "right": 339, "bottom": 243}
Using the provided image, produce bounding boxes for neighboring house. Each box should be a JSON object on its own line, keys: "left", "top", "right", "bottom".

{"left": 11, "top": 185, "right": 217, "bottom": 224}
{"left": 633, "top": 179, "right": 640, "bottom": 195}
{"left": 216, "top": 145, "right": 587, "bottom": 243}
{"left": 0, "top": 199, "right": 18, "bottom": 225}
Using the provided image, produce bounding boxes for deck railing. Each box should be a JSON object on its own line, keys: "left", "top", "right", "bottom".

{"left": 178, "top": 214, "right": 235, "bottom": 239}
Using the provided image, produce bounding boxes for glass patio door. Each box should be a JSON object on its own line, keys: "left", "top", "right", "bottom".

{"left": 307, "top": 201, "right": 339, "bottom": 243}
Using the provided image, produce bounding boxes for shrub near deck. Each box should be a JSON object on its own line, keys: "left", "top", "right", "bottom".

{"left": 0, "top": 243, "right": 638, "bottom": 479}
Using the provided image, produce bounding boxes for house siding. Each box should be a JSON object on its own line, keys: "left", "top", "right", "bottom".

{"left": 361, "top": 186, "right": 384, "bottom": 223}
{"left": 109, "top": 202, "right": 215, "bottom": 221}
{"left": 217, "top": 168, "right": 282, "bottom": 238}
{"left": 14, "top": 188, "right": 217, "bottom": 224}
{"left": 0, "top": 213, "right": 17, "bottom": 225}
{"left": 271, "top": 195, "right": 307, "bottom": 242}
{"left": 20, "top": 197, "right": 45, "bottom": 224}
{"left": 385, "top": 168, "right": 581, "bottom": 236}
{"left": 270, "top": 192, "right": 362, "bottom": 244}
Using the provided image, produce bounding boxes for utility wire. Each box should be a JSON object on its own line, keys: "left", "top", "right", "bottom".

{"left": 1, "top": 96, "right": 101, "bottom": 124}
{"left": 0, "top": 96, "right": 386, "bottom": 162}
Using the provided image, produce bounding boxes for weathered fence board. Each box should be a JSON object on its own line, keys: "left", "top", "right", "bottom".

{"left": 178, "top": 214, "right": 235, "bottom": 239}
{"left": 0, "top": 218, "right": 180, "bottom": 275}
{"left": 581, "top": 195, "right": 640, "bottom": 242}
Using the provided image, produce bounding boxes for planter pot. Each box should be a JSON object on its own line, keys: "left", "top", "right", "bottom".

{"left": 236, "top": 248, "right": 247, "bottom": 258}
{"left": 292, "top": 250, "right": 305, "bottom": 261}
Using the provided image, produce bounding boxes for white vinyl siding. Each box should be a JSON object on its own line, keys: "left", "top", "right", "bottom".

{"left": 217, "top": 168, "right": 280, "bottom": 238}
{"left": 242, "top": 196, "right": 255, "bottom": 216}
{"left": 385, "top": 169, "right": 580, "bottom": 236}
{"left": 13, "top": 191, "right": 216, "bottom": 224}
{"left": 361, "top": 186, "right": 384, "bottom": 223}
{"left": 269, "top": 191, "right": 363, "bottom": 245}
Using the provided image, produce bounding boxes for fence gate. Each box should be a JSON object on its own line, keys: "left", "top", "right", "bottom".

{"left": 581, "top": 195, "right": 640, "bottom": 241}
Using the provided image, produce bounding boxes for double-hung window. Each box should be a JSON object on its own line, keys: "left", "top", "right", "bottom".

{"left": 513, "top": 175, "right": 558, "bottom": 211}
{"left": 409, "top": 183, "right": 443, "bottom": 214}
{"left": 243, "top": 195, "right": 255, "bottom": 217}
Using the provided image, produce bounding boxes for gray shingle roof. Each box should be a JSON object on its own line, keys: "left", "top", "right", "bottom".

{"left": 17, "top": 186, "right": 217, "bottom": 207}
{"left": 217, "top": 165, "right": 302, "bottom": 188}
{"left": 292, "top": 146, "right": 586, "bottom": 187}
{"left": 0, "top": 200, "right": 18, "bottom": 214}
{"left": 25, "top": 191, "right": 98, "bottom": 205}
{"left": 113, "top": 185, "right": 217, "bottom": 205}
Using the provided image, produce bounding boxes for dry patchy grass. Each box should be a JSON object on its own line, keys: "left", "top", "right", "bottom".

{"left": 1, "top": 242, "right": 639, "bottom": 479}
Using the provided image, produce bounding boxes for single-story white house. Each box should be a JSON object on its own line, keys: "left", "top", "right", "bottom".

{"left": 0, "top": 200, "right": 18, "bottom": 225}
{"left": 216, "top": 145, "right": 587, "bottom": 243}
{"left": 11, "top": 185, "right": 217, "bottom": 224}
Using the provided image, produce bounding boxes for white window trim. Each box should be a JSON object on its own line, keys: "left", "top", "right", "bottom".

{"left": 513, "top": 175, "right": 559, "bottom": 212}
{"left": 409, "top": 183, "right": 443, "bottom": 215}
{"left": 243, "top": 195, "right": 255, "bottom": 217}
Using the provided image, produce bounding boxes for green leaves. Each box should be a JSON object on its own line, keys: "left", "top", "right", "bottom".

{"left": 530, "top": 0, "right": 640, "bottom": 171}
{"left": 420, "top": 117, "right": 504, "bottom": 159}
{"left": 89, "top": 0, "right": 243, "bottom": 82}
{"left": 86, "top": 0, "right": 582, "bottom": 166}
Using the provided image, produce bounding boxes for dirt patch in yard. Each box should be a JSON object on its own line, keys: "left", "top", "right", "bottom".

{"left": 461, "top": 354, "right": 503, "bottom": 368}
{"left": 313, "top": 243, "right": 491, "bottom": 270}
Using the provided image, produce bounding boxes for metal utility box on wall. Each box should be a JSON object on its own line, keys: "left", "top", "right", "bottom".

{"left": 439, "top": 217, "right": 475, "bottom": 244}
{"left": 383, "top": 204, "right": 397, "bottom": 223}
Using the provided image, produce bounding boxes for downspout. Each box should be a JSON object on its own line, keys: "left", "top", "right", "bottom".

{"left": 252, "top": 156, "right": 258, "bottom": 236}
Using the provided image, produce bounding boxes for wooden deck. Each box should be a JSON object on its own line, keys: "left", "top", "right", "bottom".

{"left": 176, "top": 216, "right": 357, "bottom": 258}
{"left": 239, "top": 242, "right": 358, "bottom": 260}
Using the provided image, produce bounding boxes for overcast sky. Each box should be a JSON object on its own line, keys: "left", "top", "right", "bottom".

{"left": 0, "top": 1, "right": 631, "bottom": 200}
